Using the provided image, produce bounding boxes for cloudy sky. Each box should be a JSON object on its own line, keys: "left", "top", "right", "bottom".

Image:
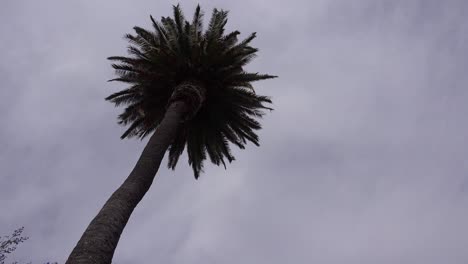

{"left": 1, "top": 0, "right": 468, "bottom": 263}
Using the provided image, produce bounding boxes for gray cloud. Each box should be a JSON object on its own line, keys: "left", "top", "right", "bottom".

{"left": 1, "top": 1, "right": 468, "bottom": 263}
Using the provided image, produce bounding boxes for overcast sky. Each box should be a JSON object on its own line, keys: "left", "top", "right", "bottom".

{"left": 1, "top": 0, "right": 468, "bottom": 263}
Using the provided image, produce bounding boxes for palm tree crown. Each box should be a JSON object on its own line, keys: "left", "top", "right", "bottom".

{"left": 107, "top": 4, "right": 276, "bottom": 178}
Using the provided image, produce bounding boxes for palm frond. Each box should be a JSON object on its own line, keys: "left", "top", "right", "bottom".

{"left": 107, "top": 4, "right": 277, "bottom": 178}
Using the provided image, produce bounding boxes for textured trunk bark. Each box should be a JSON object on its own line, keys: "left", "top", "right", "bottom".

{"left": 66, "top": 101, "right": 187, "bottom": 264}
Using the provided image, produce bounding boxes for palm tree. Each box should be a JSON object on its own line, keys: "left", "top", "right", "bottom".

{"left": 66, "top": 4, "right": 276, "bottom": 263}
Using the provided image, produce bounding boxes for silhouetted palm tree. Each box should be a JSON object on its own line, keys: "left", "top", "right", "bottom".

{"left": 66, "top": 4, "right": 276, "bottom": 263}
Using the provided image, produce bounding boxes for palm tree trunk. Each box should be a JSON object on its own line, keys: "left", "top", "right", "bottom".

{"left": 66, "top": 101, "right": 187, "bottom": 264}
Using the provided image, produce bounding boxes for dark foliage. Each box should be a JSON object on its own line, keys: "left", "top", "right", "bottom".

{"left": 107, "top": 4, "right": 276, "bottom": 178}
{"left": 0, "top": 227, "right": 29, "bottom": 264}
{"left": 0, "top": 228, "right": 57, "bottom": 264}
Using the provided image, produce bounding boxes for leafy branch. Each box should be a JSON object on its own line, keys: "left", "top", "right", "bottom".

{"left": 0, "top": 227, "right": 57, "bottom": 264}
{"left": 0, "top": 227, "right": 29, "bottom": 264}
